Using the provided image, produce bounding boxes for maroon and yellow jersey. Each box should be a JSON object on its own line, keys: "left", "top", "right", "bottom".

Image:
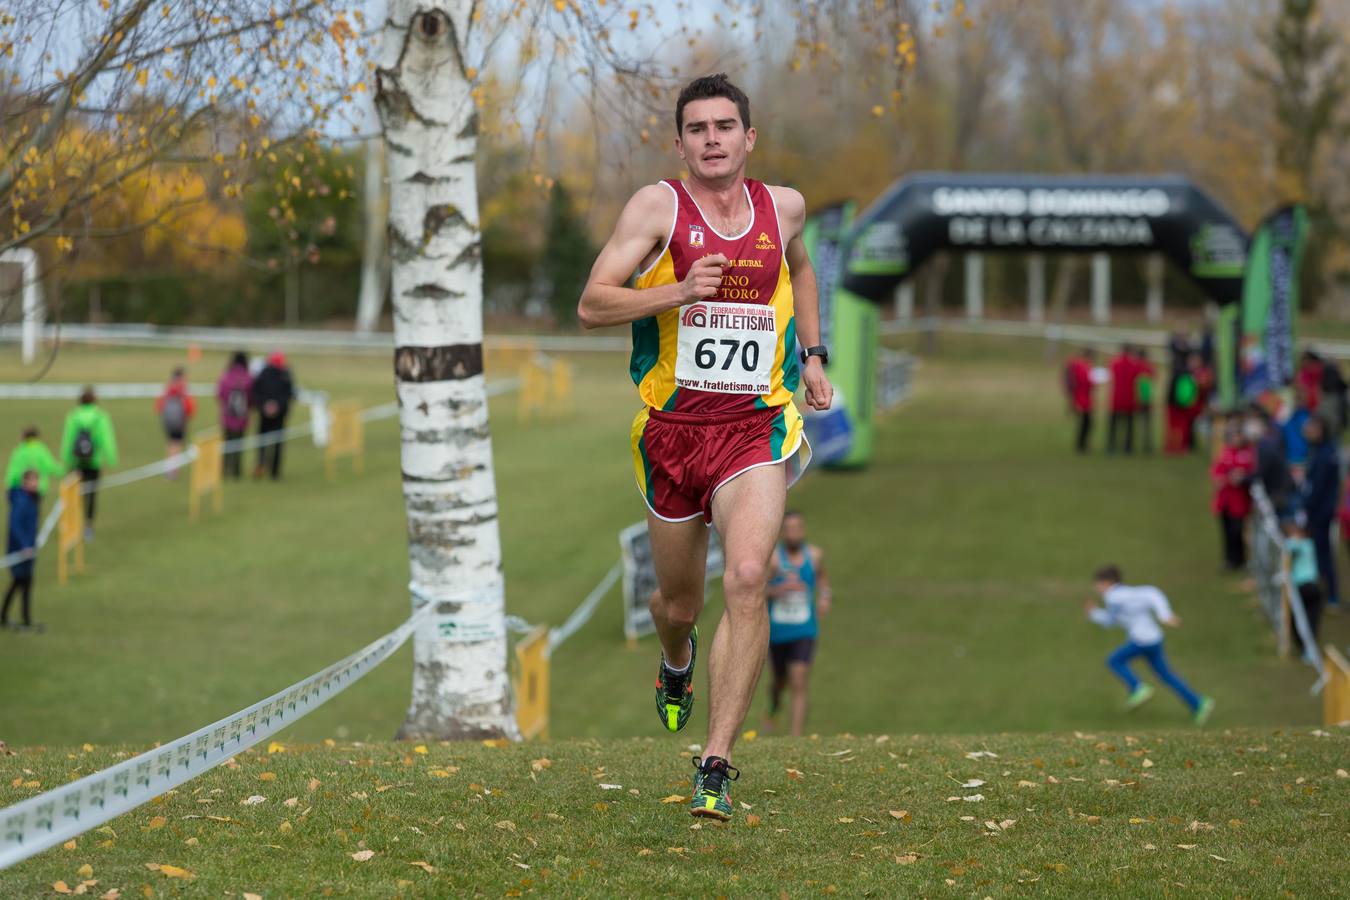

{"left": 630, "top": 178, "right": 800, "bottom": 415}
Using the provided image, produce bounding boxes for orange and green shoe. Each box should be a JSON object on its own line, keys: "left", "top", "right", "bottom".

{"left": 690, "top": 755, "right": 739, "bottom": 820}
{"left": 654, "top": 627, "right": 698, "bottom": 733}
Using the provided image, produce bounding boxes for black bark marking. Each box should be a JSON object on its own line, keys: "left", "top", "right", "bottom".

{"left": 423, "top": 203, "right": 470, "bottom": 243}
{"left": 395, "top": 345, "right": 483, "bottom": 382}
{"left": 406, "top": 282, "right": 461, "bottom": 300}
{"left": 458, "top": 112, "right": 479, "bottom": 139}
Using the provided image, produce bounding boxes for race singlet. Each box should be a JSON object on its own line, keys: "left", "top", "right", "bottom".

{"left": 630, "top": 178, "right": 797, "bottom": 415}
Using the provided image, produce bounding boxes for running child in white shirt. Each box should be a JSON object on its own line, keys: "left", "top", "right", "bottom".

{"left": 1084, "top": 565, "right": 1215, "bottom": 725}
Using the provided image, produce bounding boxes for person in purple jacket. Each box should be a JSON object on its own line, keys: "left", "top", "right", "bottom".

{"left": 216, "top": 351, "right": 253, "bottom": 479}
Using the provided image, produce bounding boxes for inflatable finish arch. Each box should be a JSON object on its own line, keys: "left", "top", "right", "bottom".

{"left": 818, "top": 172, "right": 1249, "bottom": 466}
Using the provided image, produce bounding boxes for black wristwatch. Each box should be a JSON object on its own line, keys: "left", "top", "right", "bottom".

{"left": 801, "top": 345, "right": 829, "bottom": 366}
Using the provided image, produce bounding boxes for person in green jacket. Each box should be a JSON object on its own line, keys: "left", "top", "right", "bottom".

{"left": 60, "top": 387, "right": 118, "bottom": 539}
{"left": 5, "top": 426, "right": 64, "bottom": 498}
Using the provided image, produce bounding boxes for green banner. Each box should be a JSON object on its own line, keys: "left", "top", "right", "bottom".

{"left": 1236, "top": 205, "right": 1309, "bottom": 403}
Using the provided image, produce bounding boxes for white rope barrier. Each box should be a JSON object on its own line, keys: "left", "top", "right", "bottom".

{"left": 0, "top": 603, "right": 433, "bottom": 870}
{"left": 549, "top": 562, "right": 624, "bottom": 654}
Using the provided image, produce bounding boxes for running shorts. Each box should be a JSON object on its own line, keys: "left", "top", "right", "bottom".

{"left": 630, "top": 402, "right": 810, "bottom": 525}
{"left": 769, "top": 636, "right": 817, "bottom": 681}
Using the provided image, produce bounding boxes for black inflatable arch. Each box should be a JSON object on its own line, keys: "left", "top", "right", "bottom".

{"left": 839, "top": 172, "right": 1249, "bottom": 305}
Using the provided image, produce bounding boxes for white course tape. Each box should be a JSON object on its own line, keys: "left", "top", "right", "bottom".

{"left": 549, "top": 561, "right": 623, "bottom": 654}
{"left": 0, "top": 603, "right": 433, "bottom": 871}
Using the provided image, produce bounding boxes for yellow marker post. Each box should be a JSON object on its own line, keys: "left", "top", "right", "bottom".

{"left": 325, "top": 402, "right": 365, "bottom": 480}
{"left": 188, "top": 436, "right": 224, "bottom": 522}
{"left": 550, "top": 359, "right": 575, "bottom": 416}
{"left": 518, "top": 360, "right": 551, "bottom": 424}
{"left": 514, "top": 626, "right": 550, "bottom": 740}
{"left": 1325, "top": 646, "right": 1350, "bottom": 727}
{"left": 56, "top": 474, "right": 84, "bottom": 585}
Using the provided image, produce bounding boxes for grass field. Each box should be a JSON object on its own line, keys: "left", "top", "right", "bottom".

{"left": 1, "top": 729, "right": 1346, "bottom": 896}
{"left": 0, "top": 334, "right": 1346, "bottom": 751}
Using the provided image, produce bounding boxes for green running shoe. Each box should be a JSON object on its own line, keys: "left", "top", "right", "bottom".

{"left": 1125, "top": 684, "right": 1155, "bottom": 711}
{"left": 1193, "top": 696, "right": 1215, "bottom": 726}
{"left": 690, "top": 755, "right": 739, "bottom": 821}
{"left": 654, "top": 627, "right": 698, "bottom": 733}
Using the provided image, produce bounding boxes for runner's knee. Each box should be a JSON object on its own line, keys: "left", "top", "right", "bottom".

{"left": 723, "top": 558, "right": 769, "bottom": 597}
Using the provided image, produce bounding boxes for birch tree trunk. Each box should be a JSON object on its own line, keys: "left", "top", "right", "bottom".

{"left": 375, "top": 1, "right": 518, "bottom": 741}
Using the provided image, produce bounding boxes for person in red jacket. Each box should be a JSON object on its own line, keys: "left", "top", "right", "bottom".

{"left": 1297, "top": 350, "right": 1324, "bottom": 413}
{"left": 1064, "top": 347, "right": 1096, "bottom": 453}
{"left": 1107, "top": 345, "right": 1139, "bottom": 454}
{"left": 155, "top": 367, "right": 197, "bottom": 480}
{"left": 1211, "top": 420, "right": 1255, "bottom": 571}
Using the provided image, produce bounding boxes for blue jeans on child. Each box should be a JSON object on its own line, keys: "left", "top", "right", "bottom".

{"left": 1106, "top": 641, "right": 1201, "bottom": 711}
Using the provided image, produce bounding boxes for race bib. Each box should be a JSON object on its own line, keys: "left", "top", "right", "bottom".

{"left": 770, "top": 589, "right": 812, "bottom": 626}
{"left": 675, "top": 301, "right": 777, "bottom": 395}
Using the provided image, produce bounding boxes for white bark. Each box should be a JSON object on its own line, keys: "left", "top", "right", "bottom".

{"left": 355, "top": 137, "right": 389, "bottom": 334}
{"left": 376, "top": 1, "right": 517, "bottom": 741}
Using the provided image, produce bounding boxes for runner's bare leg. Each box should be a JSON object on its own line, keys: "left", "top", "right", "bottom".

{"left": 787, "top": 660, "right": 811, "bottom": 737}
{"left": 648, "top": 514, "right": 710, "bottom": 670}
{"left": 704, "top": 463, "right": 787, "bottom": 760}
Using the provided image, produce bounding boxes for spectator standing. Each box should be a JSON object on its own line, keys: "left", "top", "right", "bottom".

{"left": 1249, "top": 410, "right": 1297, "bottom": 520}
{"left": 216, "top": 351, "right": 254, "bottom": 479}
{"left": 1318, "top": 356, "right": 1348, "bottom": 436}
{"left": 1107, "top": 345, "right": 1138, "bottom": 454}
{"left": 1281, "top": 383, "right": 1314, "bottom": 471}
{"left": 252, "top": 351, "right": 295, "bottom": 480}
{"left": 1132, "top": 347, "right": 1156, "bottom": 454}
{"left": 1064, "top": 347, "right": 1096, "bottom": 453}
{"left": 1296, "top": 350, "right": 1324, "bottom": 413}
{"left": 2, "top": 470, "right": 41, "bottom": 632}
{"left": 1211, "top": 421, "right": 1255, "bottom": 570}
{"left": 1166, "top": 355, "right": 1201, "bottom": 454}
{"left": 155, "top": 367, "right": 196, "bottom": 480}
{"left": 1301, "top": 414, "right": 1340, "bottom": 610}
{"left": 1283, "top": 521, "right": 1323, "bottom": 655}
{"left": 5, "top": 427, "right": 63, "bottom": 498}
{"left": 60, "top": 387, "right": 118, "bottom": 540}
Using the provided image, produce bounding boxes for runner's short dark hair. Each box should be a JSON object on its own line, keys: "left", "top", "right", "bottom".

{"left": 675, "top": 73, "right": 751, "bottom": 134}
{"left": 1093, "top": 564, "right": 1123, "bottom": 584}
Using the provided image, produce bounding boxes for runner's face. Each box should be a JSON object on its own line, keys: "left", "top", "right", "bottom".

{"left": 676, "top": 98, "right": 754, "bottom": 182}
{"left": 781, "top": 516, "right": 806, "bottom": 548}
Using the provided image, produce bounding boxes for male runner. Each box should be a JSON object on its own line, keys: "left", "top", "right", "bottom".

{"left": 763, "top": 510, "right": 831, "bottom": 737}
{"left": 579, "top": 73, "right": 833, "bottom": 820}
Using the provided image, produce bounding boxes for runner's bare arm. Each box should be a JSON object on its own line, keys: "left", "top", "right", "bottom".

{"left": 773, "top": 186, "right": 833, "bottom": 411}
{"left": 812, "top": 546, "right": 832, "bottom": 616}
{"left": 578, "top": 185, "right": 726, "bottom": 329}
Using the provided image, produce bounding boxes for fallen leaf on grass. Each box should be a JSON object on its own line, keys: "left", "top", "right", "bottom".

{"left": 258, "top": 772, "right": 277, "bottom": 782}
{"left": 895, "top": 853, "right": 918, "bottom": 865}
{"left": 495, "top": 820, "right": 516, "bottom": 832}
{"left": 283, "top": 797, "right": 299, "bottom": 808}
{"left": 960, "top": 779, "right": 985, "bottom": 789}
{"left": 350, "top": 850, "right": 375, "bottom": 862}
{"left": 1143, "top": 843, "right": 1157, "bottom": 851}
{"left": 965, "top": 751, "right": 998, "bottom": 760}
{"left": 745, "top": 815, "right": 761, "bottom": 827}
{"left": 150, "top": 864, "right": 193, "bottom": 880}
{"left": 243, "top": 894, "right": 262, "bottom": 900}
{"left": 1141, "top": 759, "right": 1154, "bottom": 768}
{"left": 240, "top": 796, "right": 266, "bottom": 806}
{"left": 659, "top": 795, "right": 686, "bottom": 804}
{"left": 63, "top": 840, "right": 77, "bottom": 851}
{"left": 413, "top": 745, "right": 428, "bottom": 755}
{"left": 530, "top": 758, "right": 552, "bottom": 772}
{"left": 481, "top": 739, "right": 509, "bottom": 748}
{"left": 637, "top": 848, "right": 654, "bottom": 856}
{"left": 599, "top": 784, "right": 623, "bottom": 790}
{"left": 1017, "top": 780, "right": 1038, "bottom": 788}
{"left": 1176, "top": 844, "right": 1197, "bottom": 850}
{"left": 427, "top": 769, "right": 453, "bottom": 778}
{"left": 77, "top": 864, "right": 94, "bottom": 878}
{"left": 53, "top": 882, "right": 72, "bottom": 895}
{"left": 1187, "top": 821, "right": 1214, "bottom": 832}
{"left": 1209, "top": 854, "right": 1229, "bottom": 862}
{"left": 945, "top": 794, "right": 984, "bottom": 802}
{"left": 742, "top": 730, "right": 758, "bottom": 741}
{"left": 100, "top": 890, "right": 121, "bottom": 900}
{"left": 306, "top": 778, "right": 321, "bottom": 792}
{"left": 837, "top": 817, "right": 854, "bottom": 824}
{"left": 785, "top": 768, "right": 804, "bottom": 781}
{"left": 146, "top": 817, "right": 166, "bottom": 830}
{"left": 409, "top": 861, "right": 436, "bottom": 873}
{"left": 1337, "top": 769, "right": 1348, "bottom": 779}
{"left": 889, "top": 810, "right": 912, "bottom": 822}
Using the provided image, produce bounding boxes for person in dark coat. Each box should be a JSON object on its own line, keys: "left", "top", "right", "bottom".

{"left": 2, "top": 470, "right": 41, "bottom": 632}
{"left": 1249, "top": 410, "right": 1297, "bottom": 519}
{"left": 251, "top": 351, "right": 296, "bottom": 480}
{"left": 1301, "top": 414, "right": 1341, "bottom": 609}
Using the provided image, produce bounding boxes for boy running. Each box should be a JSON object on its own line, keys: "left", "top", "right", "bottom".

{"left": 1084, "top": 565, "right": 1215, "bottom": 725}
